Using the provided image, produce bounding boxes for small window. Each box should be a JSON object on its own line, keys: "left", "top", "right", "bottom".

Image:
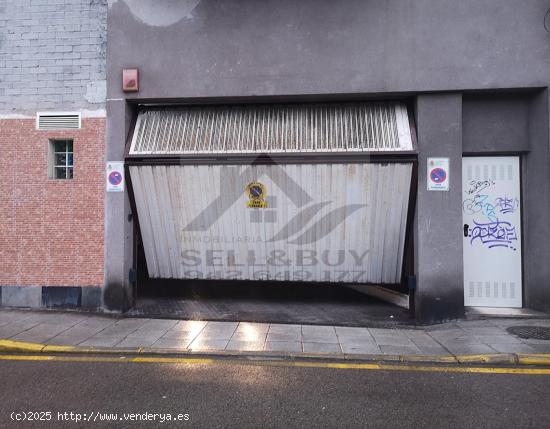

{"left": 48, "top": 139, "right": 74, "bottom": 179}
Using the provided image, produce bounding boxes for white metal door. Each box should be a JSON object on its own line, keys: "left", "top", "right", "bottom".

{"left": 462, "top": 157, "right": 522, "bottom": 307}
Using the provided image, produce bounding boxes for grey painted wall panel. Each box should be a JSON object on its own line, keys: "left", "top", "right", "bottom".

{"left": 414, "top": 94, "right": 464, "bottom": 323}
{"left": 524, "top": 90, "right": 550, "bottom": 312}
{"left": 108, "top": 0, "right": 550, "bottom": 100}
{"left": 463, "top": 94, "right": 530, "bottom": 153}
{"left": 103, "top": 99, "right": 134, "bottom": 311}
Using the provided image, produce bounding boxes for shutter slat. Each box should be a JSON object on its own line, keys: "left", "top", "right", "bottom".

{"left": 129, "top": 103, "right": 413, "bottom": 155}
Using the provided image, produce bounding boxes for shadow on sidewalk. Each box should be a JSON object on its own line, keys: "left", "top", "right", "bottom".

{"left": 130, "top": 280, "right": 412, "bottom": 328}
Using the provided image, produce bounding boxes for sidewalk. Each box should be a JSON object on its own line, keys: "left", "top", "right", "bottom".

{"left": 1, "top": 308, "right": 550, "bottom": 363}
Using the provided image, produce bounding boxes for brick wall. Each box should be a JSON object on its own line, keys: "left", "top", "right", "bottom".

{"left": 0, "top": 0, "right": 107, "bottom": 114}
{"left": 0, "top": 117, "right": 105, "bottom": 287}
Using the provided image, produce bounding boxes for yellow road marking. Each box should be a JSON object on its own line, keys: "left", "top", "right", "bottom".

{"left": 132, "top": 356, "right": 215, "bottom": 364}
{"left": 517, "top": 356, "right": 550, "bottom": 365}
{"left": 0, "top": 339, "right": 45, "bottom": 352}
{"left": 0, "top": 354, "right": 549, "bottom": 375}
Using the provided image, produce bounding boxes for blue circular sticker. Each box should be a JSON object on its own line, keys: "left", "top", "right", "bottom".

{"left": 108, "top": 171, "right": 123, "bottom": 186}
{"left": 430, "top": 167, "right": 447, "bottom": 183}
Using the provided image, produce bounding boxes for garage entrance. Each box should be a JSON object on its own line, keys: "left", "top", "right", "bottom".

{"left": 125, "top": 101, "right": 417, "bottom": 325}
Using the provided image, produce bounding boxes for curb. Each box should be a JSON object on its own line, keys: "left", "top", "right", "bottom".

{"left": 1, "top": 339, "right": 549, "bottom": 367}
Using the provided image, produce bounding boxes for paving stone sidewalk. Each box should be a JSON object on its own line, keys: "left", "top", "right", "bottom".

{"left": 1, "top": 309, "right": 550, "bottom": 356}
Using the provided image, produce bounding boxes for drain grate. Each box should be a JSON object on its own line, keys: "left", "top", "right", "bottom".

{"left": 506, "top": 326, "right": 550, "bottom": 340}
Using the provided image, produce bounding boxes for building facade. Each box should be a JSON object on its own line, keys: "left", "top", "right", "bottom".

{"left": 0, "top": 0, "right": 107, "bottom": 308}
{"left": 105, "top": 0, "right": 550, "bottom": 323}
{"left": 1, "top": 0, "right": 549, "bottom": 324}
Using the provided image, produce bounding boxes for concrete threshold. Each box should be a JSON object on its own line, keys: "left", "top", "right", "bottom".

{"left": 466, "top": 307, "right": 550, "bottom": 319}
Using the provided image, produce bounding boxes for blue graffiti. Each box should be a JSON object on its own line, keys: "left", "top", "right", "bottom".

{"left": 462, "top": 194, "right": 497, "bottom": 222}
{"left": 494, "top": 196, "right": 520, "bottom": 215}
{"left": 469, "top": 219, "right": 518, "bottom": 250}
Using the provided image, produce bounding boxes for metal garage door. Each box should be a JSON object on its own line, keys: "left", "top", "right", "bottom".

{"left": 130, "top": 162, "right": 412, "bottom": 284}
{"left": 127, "top": 102, "right": 415, "bottom": 286}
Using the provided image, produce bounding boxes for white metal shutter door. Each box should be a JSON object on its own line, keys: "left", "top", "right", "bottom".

{"left": 130, "top": 162, "right": 413, "bottom": 285}
{"left": 462, "top": 156, "right": 522, "bottom": 307}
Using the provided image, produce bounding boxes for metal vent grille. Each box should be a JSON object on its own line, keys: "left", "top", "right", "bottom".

{"left": 36, "top": 112, "right": 81, "bottom": 130}
{"left": 468, "top": 281, "right": 516, "bottom": 299}
{"left": 129, "top": 102, "right": 413, "bottom": 155}
{"left": 507, "top": 326, "right": 550, "bottom": 340}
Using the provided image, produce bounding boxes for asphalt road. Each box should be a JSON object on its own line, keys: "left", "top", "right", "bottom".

{"left": 0, "top": 356, "right": 549, "bottom": 428}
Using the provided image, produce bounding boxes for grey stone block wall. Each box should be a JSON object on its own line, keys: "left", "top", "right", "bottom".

{"left": 0, "top": 0, "right": 107, "bottom": 114}
{"left": 2, "top": 286, "right": 42, "bottom": 308}
{"left": 0, "top": 286, "right": 102, "bottom": 309}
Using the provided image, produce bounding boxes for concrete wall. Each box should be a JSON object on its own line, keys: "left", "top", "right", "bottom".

{"left": 463, "top": 94, "right": 531, "bottom": 154}
{"left": 524, "top": 90, "right": 550, "bottom": 313}
{"left": 107, "top": 0, "right": 550, "bottom": 99}
{"left": 414, "top": 94, "right": 464, "bottom": 323}
{"left": 102, "top": 100, "right": 134, "bottom": 311}
{"left": 0, "top": 0, "right": 107, "bottom": 114}
{"left": 106, "top": 0, "right": 550, "bottom": 319}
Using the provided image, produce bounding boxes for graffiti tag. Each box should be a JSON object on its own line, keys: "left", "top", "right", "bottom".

{"left": 469, "top": 220, "right": 518, "bottom": 250}
{"left": 494, "top": 196, "right": 520, "bottom": 215}
{"left": 462, "top": 194, "right": 497, "bottom": 222}
{"left": 466, "top": 179, "right": 495, "bottom": 195}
